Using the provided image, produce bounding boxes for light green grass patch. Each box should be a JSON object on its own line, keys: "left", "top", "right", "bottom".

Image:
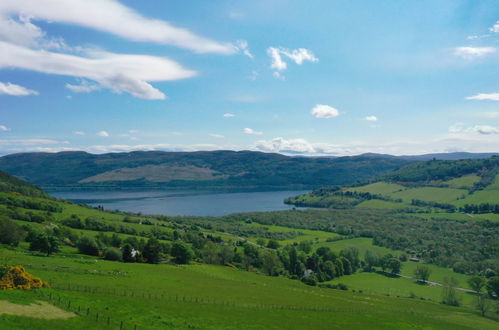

{"left": 452, "top": 189, "right": 499, "bottom": 206}
{"left": 389, "top": 187, "right": 468, "bottom": 203}
{"left": 345, "top": 182, "right": 405, "bottom": 195}
{"left": 444, "top": 174, "right": 480, "bottom": 189}
{"left": 315, "top": 238, "right": 403, "bottom": 256}
{"left": 355, "top": 200, "right": 415, "bottom": 210}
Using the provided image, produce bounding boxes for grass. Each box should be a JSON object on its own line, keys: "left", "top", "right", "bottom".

{"left": 355, "top": 199, "right": 417, "bottom": 210}
{"left": 444, "top": 175, "right": 481, "bottom": 189}
{"left": 245, "top": 223, "right": 341, "bottom": 244}
{"left": 452, "top": 190, "right": 499, "bottom": 206}
{"left": 315, "top": 238, "right": 404, "bottom": 256}
{"left": 327, "top": 272, "right": 476, "bottom": 306}
{"left": 389, "top": 187, "right": 468, "bottom": 204}
{"left": 484, "top": 173, "right": 499, "bottom": 190}
{"left": 345, "top": 182, "right": 405, "bottom": 195}
{"left": 0, "top": 248, "right": 496, "bottom": 330}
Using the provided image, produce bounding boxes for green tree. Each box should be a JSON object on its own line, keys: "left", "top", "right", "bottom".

{"left": 104, "top": 247, "right": 123, "bottom": 261}
{"left": 364, "top": 249, "right": 378, "bottom": 271}
{"left": 261, "top": 250, "right": 283, "bottom": 276}
{"left": 202, "top": 241, "right": 221, "bottom": 264}
{"left": 143, "top": 238, "right": 162, "bottom": 264}
{"left": 476, "top": 294, "right": 491, "bottom": 317}
{"left": 122, "top": 243, "right": 135, "bottom": 262}
{"left": 467, "top": 276, "right": 486, "bottom": 293}
{"left": 387, "top": 258, "right": 402, "bottom": 275}
{"left": 77, "top": 236, "right": 101, "bottom": 256}
{"left": 0, "top": 216, "right": 25, "bottom": 246}
{"left": 486, "top": 276, "right": 499, "bottom": 298}
{"left": 267, "top": 239, "right": 280, "bottom": 249}
{"left": 414, "top": 265, "right": 431, "bottom": 283}
{"left": 442, "top": 277, "right": 460, "bottom": 306}
{"left": 171, "top": 242, "right": 193, "bottom": 264}
{"left": 29, "top": 232, "right": 60, "bottom": 256}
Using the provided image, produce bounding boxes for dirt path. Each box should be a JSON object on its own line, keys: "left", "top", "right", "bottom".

{"left": 0, "top": 300, "right": 76, "bottom": 319}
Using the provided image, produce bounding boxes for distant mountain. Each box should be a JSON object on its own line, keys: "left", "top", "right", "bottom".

{"left": 0, "top": 150, "right": 409, "bottom": 190}
{"left": 359, "top": 152, "right": 499, "bottom": 161}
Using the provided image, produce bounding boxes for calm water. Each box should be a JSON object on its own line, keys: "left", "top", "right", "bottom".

{"left": 50, "top": 190, "right": 309, "bottom": 216}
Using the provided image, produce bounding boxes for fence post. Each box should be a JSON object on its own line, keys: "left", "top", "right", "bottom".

{"left": 95, "top": 313, "right": 99, "bottom": 321}
{"left": 107, "top": 316, "right": 110, "bottom": 325}
{"left": 120, "top": 320, "right": 124, "bottom": 330}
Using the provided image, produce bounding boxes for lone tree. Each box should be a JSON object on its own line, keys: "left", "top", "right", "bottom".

{"left": 467, "top": 276, "right": 486, "bottom": 293}
{"left": 476, "top": 294, "right": 491, "bottom": 317}
{"left": 486, "top": 276, "right": 499, "bottom": 298}
{"left": 441, "top": 277, "right": 460, "bottom": 306}
{"left": 171, "top": 242, "right": 193, "bottom": 264}
{"left": 386, "top": 258, "right": 402, "bottom": 275}
{"left": 29, "top": 232, "right": 60, "bottom": 256}
{"left": 414, "top": 265, "right": 431, "bottom": 283}
{"left": 143, "top": 238, "right": 161, "bottom": 264}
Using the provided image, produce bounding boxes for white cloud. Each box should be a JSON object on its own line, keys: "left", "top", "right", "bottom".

{"left": 482, "top": 112, "right": 499, "bottom": 119}
{"left": 448, "top": 123, "right": 464, "bottom": 133}
{"left": 65, "top": 80, "right": 101, "bottom": 93}
{"left": 453, "top": 46, "right": 496, "bottom": 59}
{"left": 244, "top": 128, "right": 263, "bottom": 135}
{"left": 0, "top": 125, "right": 10, "bottom": 131}
{"left": 0, "top": 0, "right": 234, "bottom": 54}
{"left": 73, "top": 131, "right": 85, "bottom": 136}
{"left": 0, "top": 138, "right": 64, "bottom": 146}
{"left": 268, "top": 47, "right": 287, "bottom": 71}
{"left": 466, "top": 93, "right": 499, "bottom": 101}
{"left": 0, "top": 41, "right": 196, "bottom": 99}
{"left": 311, "top": 104, "right": 340, "bottom": 119}
{"left": 97, "top": 131, "right": 109, "bottom": 137}
{"left": 489, "top": 21, "right": 499, "bottom": 33}
{"left": 128, "top": 129, "right": 139, "bottom": 134}
{"left": 255, "top": 137, "right": 315, "bottom": 153}
{"left": 272, "top": 71, "right": 285, "bottom": 80}
{"left": 0, "top": 81, "right": 39, "bottom": 96}
{"left": 466, "top": 125, "right": 499, "bottom": 135}
{"left": 267, "top": 47, "right": 318, "bottom": 74}
{"left": 234, "top": 40, "right": 253, "bottom": 59}
{"left": 223, "top": 113, "right": 235, "bottom": 118}
{"left": 209, "top": 133, "right": 225, "bottom": 138}
{"left": 365, "top": 115, "right": 377, "bottom": 122}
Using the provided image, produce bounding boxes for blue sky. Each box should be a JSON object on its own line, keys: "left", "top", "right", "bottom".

{"left": 1, "top": 0, "right": 499, "bottom": 156}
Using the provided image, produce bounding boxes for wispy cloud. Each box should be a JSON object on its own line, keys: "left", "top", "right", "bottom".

{"left": 466, "top": 93, "right": 499, "bottom": 101}
{"left": 209, "top": 133, "right": 225, "bottom": 138}
{"left": 311, "top": 104, "right": 340, "bottom": 118}
{"left": 65, "top": 80, "right": 101, "bottom": 93}
{"left": 0, "top": 125, "right": 10, "bottom": 131}
{"left": 0, "top": 42, "right": 196, "bottom": 99}
{"left": 0, "top": 0, "right": 235, "bottom": 54}
{"left": 365, "top": 115, "right": 378, "bottom": 122}
{"left": 453, "top": 46, "right": 496, "bottom": 59}
{"left": 489, "top": 21, "right": 499, "bottom": 33}
{"left": 243, "top": 127, "right": 263, "bottom": 135}
{"left": 223, "top": 113, "right": 235, "bottom": 118}
{"left": 97, "top": 131, "right": 109, "bottom": 137}
{"left": 267, "top": 47, "right": 318, "bottom": 78}
{"left": 73, "top": 131, "right": 85, "bottom": 136}
{"left": 0, "top": 81, "right": 39, "bottom": 96}
{"left": 234, "top": 40, "right": 253, "bottom": 59}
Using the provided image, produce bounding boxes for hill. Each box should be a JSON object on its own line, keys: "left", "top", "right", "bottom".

{"left": 286, "top": 156, "right": 499, "bottom": 214}
{"left": 0, "top": 150, "right": 409, "bottom": 190}
{"left": 0, "top": 170, "right": 498, "bottom": 328}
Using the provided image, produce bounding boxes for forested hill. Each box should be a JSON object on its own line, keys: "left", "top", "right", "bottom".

{"left": 381, "top": 156, "right": 499, "bottom": 188}
{"left": 0, "top": 150, "right": 408, "bottom": 190}
{"left": 0, "top": 169, "right": 47, "bottom": 198}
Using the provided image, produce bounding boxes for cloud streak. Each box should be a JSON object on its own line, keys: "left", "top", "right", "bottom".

{"left": 466, "top": 93, "right": 499, "bottom": 101}
{"left": 0, "top": 42, "right": 196, "bottom": 99}
{"left": 0, "top": 0, "right": 234, "bottom": 54}
{"left": 0, "top": 81, "right": 39, "bottom": 96}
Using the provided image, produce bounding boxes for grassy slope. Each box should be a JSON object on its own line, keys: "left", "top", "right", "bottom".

{"left": 345, "top": 182, "right": 405, "bottom": 194}
{"left": 388, "top": 187, "right": 468, "bottom": 203}
{"left": 444, "top": 174, "right": 481, "bottom": 189}
{"left": 0, "top": 248, "right": 495, "bottom": 330}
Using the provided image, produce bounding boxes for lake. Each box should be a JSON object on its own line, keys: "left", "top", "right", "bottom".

{"left": 50, "top": 190, "right": 309, "bottom": 216}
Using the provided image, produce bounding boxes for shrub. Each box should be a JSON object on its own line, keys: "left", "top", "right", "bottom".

{"left": 77, "top": 236, "right": 101, "bottom": 256}
{"left": 104, "top": 247, "right": 123, "bottom": 261}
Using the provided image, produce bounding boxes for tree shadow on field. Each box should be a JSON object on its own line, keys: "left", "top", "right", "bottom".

{"left": 375, "top": 270, "right": 400, "bottom": 278}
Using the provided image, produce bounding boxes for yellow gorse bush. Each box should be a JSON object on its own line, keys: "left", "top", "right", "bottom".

{"left": 0, "top": 266, "right": 49, "bottom": 290}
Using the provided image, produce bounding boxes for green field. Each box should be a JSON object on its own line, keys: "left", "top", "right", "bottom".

{"left": 389, "top": 187, "right": 468, "bottom": 203}
{"left": 245, "top": 223, "right": 341, "bottom": 244}
{"left": 1, "top": 248, "right": 496, "bottom": 330}
{"left": 444, "top": 174, "right": 481, "bottom": 189}
{"left": 355, "top": 199, "right": 415, "bottom": 209}
{"left": 453, "top": 190, "right": 499, "bottom": 206}
{"left": 345, "top": 182, "right": 406, "bottom": 195}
